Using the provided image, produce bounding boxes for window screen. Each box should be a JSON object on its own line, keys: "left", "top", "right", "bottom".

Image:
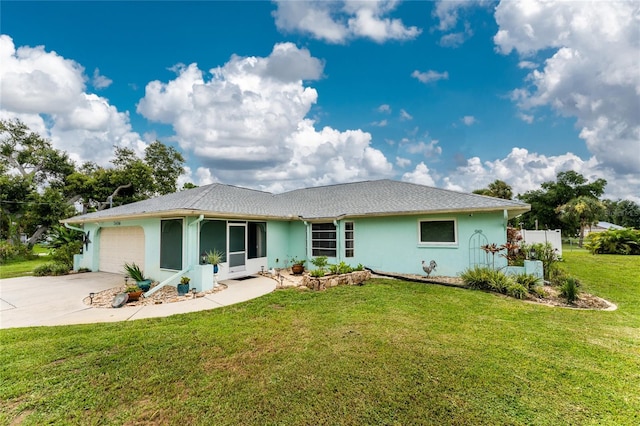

{"left": 248, "top": 222, "right": 267, "bottom": 259}
{"left": 199, "top": 220, "right": 227, "bottom": 263}
{"left": 420, "top": 220, "right": 456, "bottom": 243}
{"left": 345, "top": 222, "right": 354, "bottom": 257}
{"left": 160, "top": 219, "right": 183, "bottom": 270}
{"left": 312, "top": 222, "right": 337, "bottom": 257}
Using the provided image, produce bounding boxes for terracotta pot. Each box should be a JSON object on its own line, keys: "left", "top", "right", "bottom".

{"left": 127, "top": 291, "right": 143, "bottom": 301}
{"left": 291, "top": 264, "right": 305, "bottom": 275}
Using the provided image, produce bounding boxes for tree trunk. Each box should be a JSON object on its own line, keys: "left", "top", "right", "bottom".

{"left": 27, "top": 225, "right": 48, "bottom": 245}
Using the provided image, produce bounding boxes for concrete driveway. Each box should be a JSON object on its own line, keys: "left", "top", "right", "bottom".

{"left": 0, "top": 272, "right": 276, "bottom": 329}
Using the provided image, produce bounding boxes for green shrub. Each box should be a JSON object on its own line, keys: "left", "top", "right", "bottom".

{"left": 51, "top": 241, "right": 82, "bottom": 269}
{"left": 354, "top": 263, "right": 364, "bottom": 271}
{"left": 329, "top": 261, "right": 352, "bottom": 274}
{"left": 309, "top": 269, "right": 325, "bottom": 278}
{"left": 514, "top": 273, "right": 542, "bottom": 291}
{"left": 506, "top": 283, "right": 528, "bottom": 299}
{"left": 33, "top": 263, "right": 54, "bottom": 276}
{"left": 460, "top": 266, "right": 496, "bottom": 290}
{"left": 488, "top": 273, "right": 515, "bottom": 294}
{"left": 520, "top": 242, "right": 559, "bottom": 280}
{"left": 585, "top": 228, "right": 640, "bottom": 255}
{"left": 310, "top": 256, "right": 329, "bottom": 270}
{"left": 33, "top": 262, "right": 70, "bottom": 276}
{"left": 549, "top": 267, "right": 571, "bottom": 287}
{"left": 462, "top": 266, "right": 527, "bottom": 298}
{"left": 560, "top": 277, "right": 580, "bottom": 304}
{"left": 0, "top": 241, "right": 34, "bottom": 263}
{"left": 530, "top": 285, "right": 546, "bottom": 298}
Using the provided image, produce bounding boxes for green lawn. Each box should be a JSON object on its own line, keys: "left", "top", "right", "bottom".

{"left": 1, "top": 252, "right": 638, "bottom": 425}
{"left": 0, "top": 255, "right": 52, "bottom": 279}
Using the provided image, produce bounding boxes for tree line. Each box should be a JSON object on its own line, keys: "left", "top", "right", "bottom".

{"left": 0, "top": 119, "right": 190, "bottom": 245}
{"left": 473, "top": 172, "right": 640, "bottom": 246}
{"left": 1, "top": 118, "right": 638, "bottom": 248}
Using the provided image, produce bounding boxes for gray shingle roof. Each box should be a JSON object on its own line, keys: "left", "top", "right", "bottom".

{"left": 63, "top": 179, "right": 530, "bottom": 223}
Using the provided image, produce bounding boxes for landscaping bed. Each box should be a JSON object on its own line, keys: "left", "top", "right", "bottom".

{"left": 374, "top": 271, "right": 615, "bottom": 310}
{"left": 84, "top": 283, "right": 227, "bottom": 308}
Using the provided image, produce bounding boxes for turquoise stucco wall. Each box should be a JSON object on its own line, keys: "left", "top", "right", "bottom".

{"left": 76, "top": 210, "right": 509, "bottom": 282}
{"left": 339, "top": 212, "right": 508, "bottom": 276}
{"left": 78, "top": 217, "right": 193, "bottom": 283}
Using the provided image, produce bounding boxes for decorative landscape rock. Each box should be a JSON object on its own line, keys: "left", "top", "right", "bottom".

{"left": 301, "top": 270, "right": 371, "bottom": 291}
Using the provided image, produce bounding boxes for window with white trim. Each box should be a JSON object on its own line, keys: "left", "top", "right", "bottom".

{"left": 312, "top": 223, "right": 336, "bottom": 257}
{"left": 419, "top": 219, "right": 457, "bottom": 244}
{"left": 345, "top": 221, "right": 354, "bottom": 257}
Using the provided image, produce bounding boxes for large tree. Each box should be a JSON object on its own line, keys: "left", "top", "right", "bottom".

{"left": 0, "top": 119, "right": 76, "bottom": 243}
{"left": 473, "top": 180, "right": 513, "bottom": 200}
{"left": 603, "top": 199, "right": 640, "bottom": 229}
{"left": 0, "top": 119, "right": 186, "bottom": 244}
{"left": 144, "top": 140, "right": 185, "bottom": 195}
{"left": 556, "top": 196, "right": 606, "bottom": 247}
{"left": 517, "top": 171, "right": 607, "bottom": 234}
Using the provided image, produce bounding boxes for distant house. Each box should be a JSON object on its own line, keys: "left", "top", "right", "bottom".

{"left": 62, "top": 180, "right": 530, "bottom": 292}
{"left": 584, "top": 221, "right": 625, "bottom": 236}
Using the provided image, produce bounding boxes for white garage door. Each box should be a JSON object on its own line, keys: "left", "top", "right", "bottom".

{"left": 99, "top": 226, "right": 145, "bottom": 274}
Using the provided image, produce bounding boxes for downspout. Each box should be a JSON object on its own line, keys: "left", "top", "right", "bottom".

{"left": 189, "top": 215, "right": 205, "bottom": 267}
{"left": 333, "top": 219, "right": 340, "bottom": 262}
{"left": 64, "top": 223, "right": 84, "bottom": 233}
{"left": 301, "top": 219, "right": 310, "bottom": 259}
{"left": 144, "top": 215, "right": 204, "bottom": 298}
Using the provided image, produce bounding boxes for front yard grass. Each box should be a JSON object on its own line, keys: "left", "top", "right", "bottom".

{"left": 1, "top": 251, "right": 638, "bottom": 425}
{"left": 0, "top": 255, "right": 52, "bottom": 279}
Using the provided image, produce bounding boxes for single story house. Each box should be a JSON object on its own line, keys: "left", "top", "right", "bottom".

{"left": 584, "top": 221, "right": 625, "bottom": 236}
{"left": 62, "top": 179, "right": 530, "bottom": 293}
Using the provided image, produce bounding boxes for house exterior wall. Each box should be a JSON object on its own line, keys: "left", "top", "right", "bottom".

{"left": 75, "top": 210, "right": 510, "bottom": 285}
{"left": 335, "top": 211, "right": 508, "bottom": 277}
{"left": 76, "top": 216, "right": 289, "bottom": 291}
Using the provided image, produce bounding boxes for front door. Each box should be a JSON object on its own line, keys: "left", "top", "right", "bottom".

{"left": 228, "top": 223, "right": 247, "bottom": 273}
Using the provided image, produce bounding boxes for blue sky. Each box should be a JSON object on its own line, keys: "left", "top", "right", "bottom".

{"left": 1, "top": 1, "right": 638, "bottom": 201}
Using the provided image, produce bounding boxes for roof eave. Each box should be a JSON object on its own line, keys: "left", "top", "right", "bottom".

{"left": 298, "top": 205, "right": 531, "bottom": 221}
{"left": 61, "top": 209, "right": 292, "bottom": 224}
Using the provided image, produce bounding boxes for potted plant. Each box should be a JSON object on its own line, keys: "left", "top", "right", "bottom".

{"left": 123, "top": 262, "right": 152, "bottom": 292}
{"left": 290, "top": 257, "right": 306, "bottom": 275}
{"left": 178, "top": 276, "right": 190, "bottom": 296}
{"left": 206, "top": 249, "right": 225, "bottom": 274}
{"left": 125, "top": 284, "right": 143, "bottom": 301}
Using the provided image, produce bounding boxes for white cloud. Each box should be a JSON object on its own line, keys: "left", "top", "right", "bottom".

{"left": 399, "top": 109, "right": 413, "bottom": 121}
{"left": 377, "top": 104, "right": 391, "bottom": 113}
{"left": 518, "top": 60, "right": 538, "bottom": 70}
{"left": 92, "top": 68, "right": 112, "bottom": 89}
{"left": 137, "top": 42, "right": 393, "bottom": 192}
{"left": 273, "top": 0, "right": 421, "bottom": 44}
{"left": 441, "top": 147, "right": 639, "bottom": 203}
{"left": 404, "top": 140, "right": 442, "bottom": 158}
{"left": 517, "top": 112, "right": 534, "bottom": 124}
{"left": 432, "top": 0, "right": 490, "bottom": 47}
{"left": 0, "top": 35, "right": 146, "bottom": 166}
{"left": 411, "top": 69, "right": 449, "bottom": 84}
{"left": 494, "top": 0, "right": 640, "bottom": 175}
{"left": 371, "top": 119, "right": 388, "bottom": 127}
{"left": 461, "top": 115, "right": 477, "bottom": 126}
{"left": 402, "top": 162, "right": 436, "bottom": 187}
{"left": 395, "top": 156, "right": 411, "bottom": 168}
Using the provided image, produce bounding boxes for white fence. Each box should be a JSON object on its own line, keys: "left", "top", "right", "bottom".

{"left": 521, "top": 229, "right": 562, "bottom": 259}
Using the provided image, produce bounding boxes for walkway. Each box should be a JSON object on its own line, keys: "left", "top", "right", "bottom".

{"left": 0, "top": 272, "right": 276, "bottom": 329}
